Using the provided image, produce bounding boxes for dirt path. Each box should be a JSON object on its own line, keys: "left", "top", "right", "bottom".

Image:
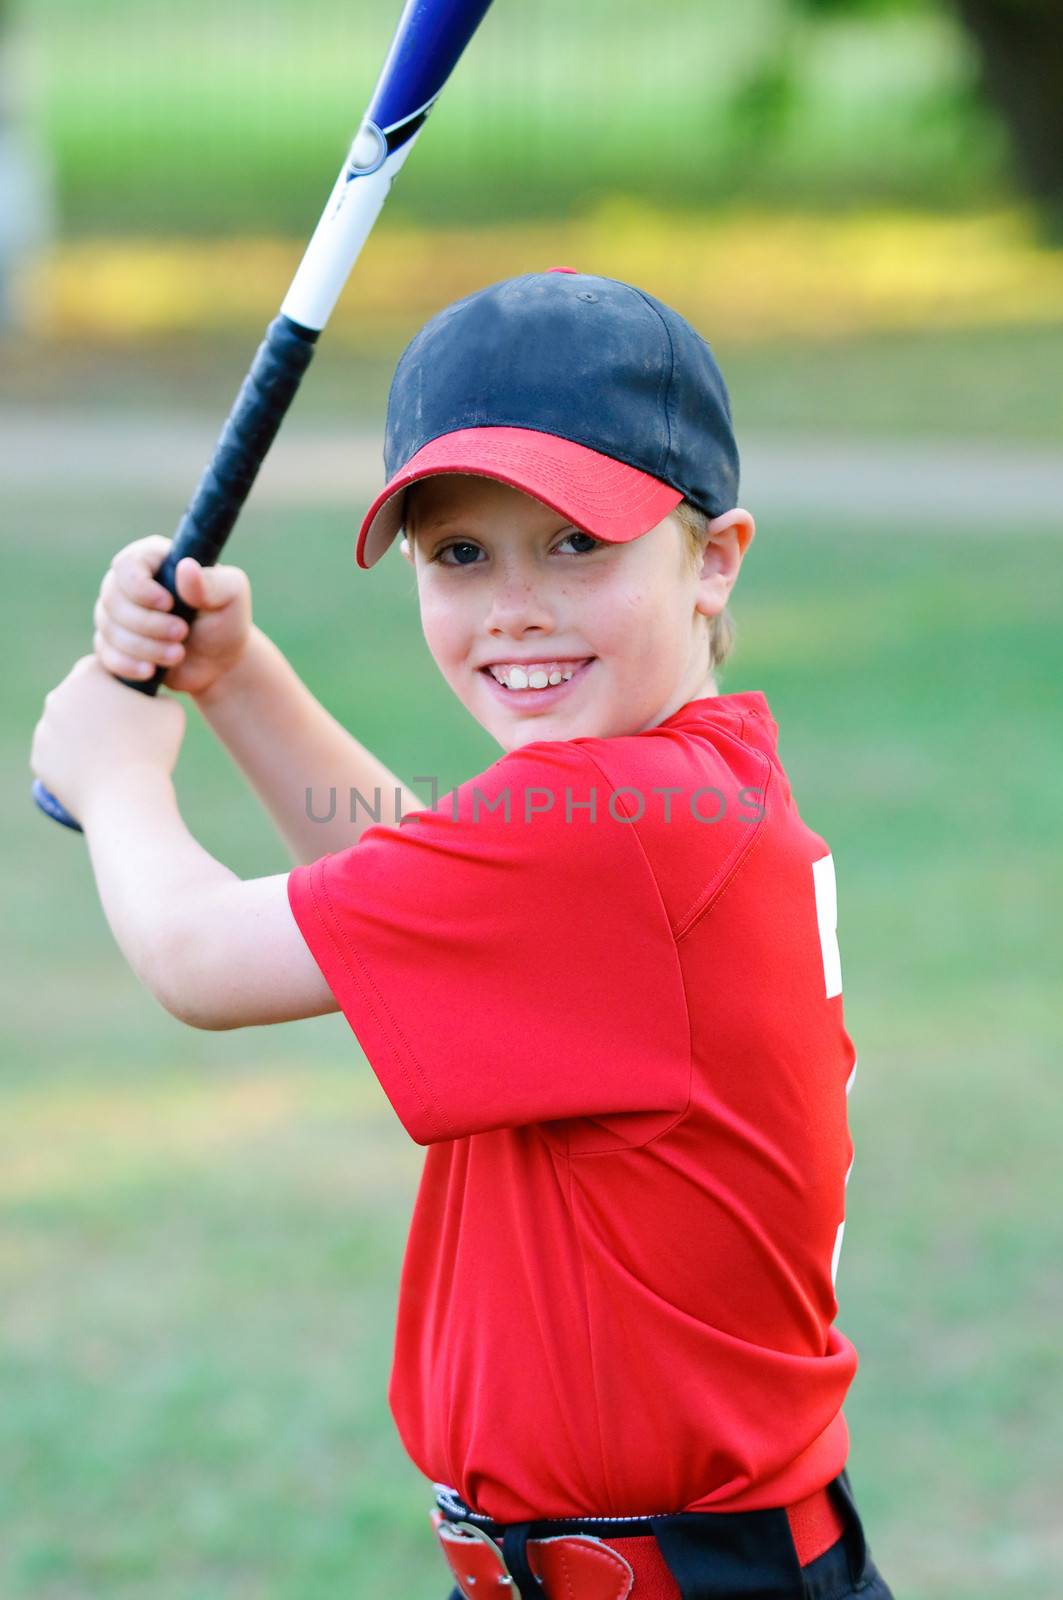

{"left": 2, "top": 408, "right": 1061, "bottom": 527}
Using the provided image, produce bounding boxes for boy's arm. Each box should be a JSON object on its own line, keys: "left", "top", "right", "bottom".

{"left": 194, "top": 625, "right": 425, "bottom": 864}
{"left": 82, "top": 767, "right": 338, "bottom": 1029}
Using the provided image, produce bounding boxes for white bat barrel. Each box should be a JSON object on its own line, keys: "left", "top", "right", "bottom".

{"left": 281, "top": 127, "right": 424, "bottom": 332}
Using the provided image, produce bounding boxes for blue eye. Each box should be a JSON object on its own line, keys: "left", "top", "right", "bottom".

{"left": 432, "top": 530, "right": 600, "bottom": 566}
{"left": 435, "top": 541, "right": 483, "bottom": 566}
{"left": 559, "top": 530, "right": 600, "bottom": 554}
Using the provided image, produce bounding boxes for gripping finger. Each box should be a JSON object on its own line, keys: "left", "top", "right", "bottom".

{"left": 111, "top": 543, "right": 179, "bottom": 612}
{"left": 93, "top": 630, "right": 160, "bottom": 680}
{"left": 110, "top": 534, "right": 171, "bottom": 568}
{"left": 93, "top": 614, "right": 186, "bottom": 675}
{"left": 94, "top": 589, "right": 189, "bottom": 645}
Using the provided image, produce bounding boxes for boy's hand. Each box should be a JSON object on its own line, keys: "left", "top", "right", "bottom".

{"left": 31, "top": 655, "right": 186, "bottom": 822}
{"left": 93, "top": 536, "right": 253, "bottom": 698}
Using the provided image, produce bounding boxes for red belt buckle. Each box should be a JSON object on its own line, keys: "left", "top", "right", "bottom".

{"left": 432, "top": 1480, "right": 847, "bottom": 1597}
{"left": 432, "top": 1511, "right": 635, "bottom": 1600}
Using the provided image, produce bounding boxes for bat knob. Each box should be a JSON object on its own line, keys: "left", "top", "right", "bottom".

{"left": 32, "top": 779, "right": 84, "bottom": 833}
{"left": 348, "top": 120, "right": 387, "bottom": 175}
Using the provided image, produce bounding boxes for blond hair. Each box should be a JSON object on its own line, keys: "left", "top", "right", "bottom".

{"left": 674, "top": 499, "right": 737, "bottom": 677}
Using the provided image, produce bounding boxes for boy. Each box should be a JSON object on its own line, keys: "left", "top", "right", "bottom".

{"left": 31, "top": 270, "right": 894, "bottom": 1599}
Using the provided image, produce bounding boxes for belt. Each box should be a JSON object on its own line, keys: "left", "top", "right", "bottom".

{"left": 432, "top": 1479, "right": 851, "bottom": 1600}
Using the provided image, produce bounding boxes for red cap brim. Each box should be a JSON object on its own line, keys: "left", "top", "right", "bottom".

{"left": 355, "top": 427, "right": 684, "bottom": 569}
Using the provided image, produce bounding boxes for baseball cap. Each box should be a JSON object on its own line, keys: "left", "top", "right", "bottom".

{"left": 356, "top": 268, "right": 740, "bottom": 569}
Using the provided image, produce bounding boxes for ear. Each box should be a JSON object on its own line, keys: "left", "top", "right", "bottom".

{"left": 399, "top": 534, "right": 414, "bottom": 565}
{"left": 706, "top": 506, "right": 755, "bottom": 557}
{"left": 694, "top": 507, "right": 755, "bottom": 618}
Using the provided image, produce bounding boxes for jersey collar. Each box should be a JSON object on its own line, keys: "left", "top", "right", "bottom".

{"left": 658, "top": 690, "right": 778, "bottom": 750}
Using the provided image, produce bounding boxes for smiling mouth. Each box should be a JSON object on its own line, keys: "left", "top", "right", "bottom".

{"left": 480, "top": 659, "right": 595, "bottom": 698}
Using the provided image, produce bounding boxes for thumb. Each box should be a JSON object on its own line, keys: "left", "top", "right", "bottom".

{"left": 173, "top": 556, "right": 206, "bottom": 609}
{"left": 174, "top": 557, "right": 240, "bottom": 612}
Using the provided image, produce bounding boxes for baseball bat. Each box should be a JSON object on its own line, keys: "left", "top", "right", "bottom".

{"left": 34, "top": 0, "right": 495, "bottom": 832}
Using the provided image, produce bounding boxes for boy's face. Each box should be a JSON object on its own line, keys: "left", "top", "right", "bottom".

{"left": 402, "top": 475, "right": 753, "bottom": 752}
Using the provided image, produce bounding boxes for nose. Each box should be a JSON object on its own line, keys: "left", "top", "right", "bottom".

{"left": 484, "top": 569, "right": 556, "bottom": 642}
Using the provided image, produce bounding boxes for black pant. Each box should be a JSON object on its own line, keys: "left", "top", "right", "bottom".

{"left": 780, "top": 1466, "right": 894, "bottom": 1600}
{"left": 443, "top": 1467, "right": 895, "bottom": 1600}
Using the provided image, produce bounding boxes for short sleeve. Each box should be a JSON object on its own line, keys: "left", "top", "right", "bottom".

{"left": 287, "top": 739, "right": 690, "bottom": 1144}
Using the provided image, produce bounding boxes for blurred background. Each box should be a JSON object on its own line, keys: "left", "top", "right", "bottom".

{"left": 2, "top": 1, "right": 1060, "bottom": 1596}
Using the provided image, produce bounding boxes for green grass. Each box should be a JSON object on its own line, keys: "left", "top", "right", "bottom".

{"left": 3, "top": 462, "right": 1061, "bottom": 1595}
{"left": 6, "top": 318, "right": 1063, "bottom": 445}
{"left": 24, "top": 0, "right": 1005, "bottom": 232}
{"left": 725, "top": 321, "right": 1063, "bottom": 445}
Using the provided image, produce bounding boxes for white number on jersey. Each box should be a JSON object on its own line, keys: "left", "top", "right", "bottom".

{"left": 812, "top": 852, "right": 855, "bottom": 1289}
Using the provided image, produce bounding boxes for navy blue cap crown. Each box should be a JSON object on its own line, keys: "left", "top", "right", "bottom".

{"left": 384, "top": 271, "right": 740, "bottom": 518}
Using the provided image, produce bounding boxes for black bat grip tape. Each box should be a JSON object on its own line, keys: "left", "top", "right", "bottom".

{"left": 33, "top": 313, "right": 319, "bottom": 833}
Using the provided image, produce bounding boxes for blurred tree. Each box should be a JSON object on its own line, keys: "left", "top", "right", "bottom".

{"left": 951, "top": 0, "right": 1063, "bottom": 237}
{"left": 0, "top": 0, "right": 54, "bottom": 327}
{"left": 794, "top": 0, "right": 1063, "bottom": 235}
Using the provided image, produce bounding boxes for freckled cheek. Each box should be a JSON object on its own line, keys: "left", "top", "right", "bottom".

{"left": 602, "top": 585, "right": 681, "bottom": 683}
{"left": 416, "top": 590, "right": 472, "bottom": 676}
{"left": 601, "top": 583, "right": 664, "bottom": 645}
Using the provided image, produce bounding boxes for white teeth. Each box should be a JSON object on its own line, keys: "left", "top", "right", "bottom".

{"left": 488, "top": 661, "right": 586, "bottom": 691}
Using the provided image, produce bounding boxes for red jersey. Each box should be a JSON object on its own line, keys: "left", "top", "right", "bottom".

{"left": 287, "top": 690, "right": 860, "bottom": 1521}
